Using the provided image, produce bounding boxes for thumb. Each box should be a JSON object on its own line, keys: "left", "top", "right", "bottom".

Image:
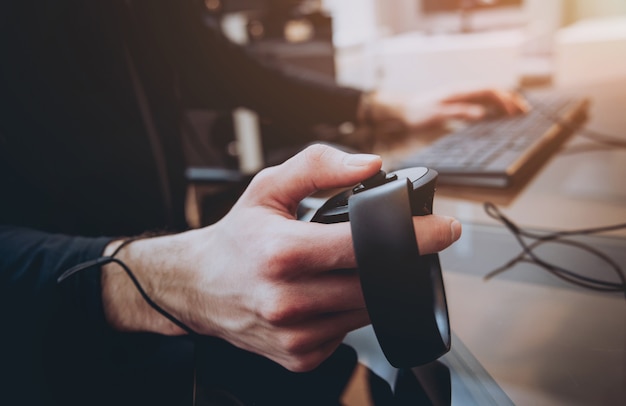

{"left": 245, "top": 144, "right": 382, "bottom": 212}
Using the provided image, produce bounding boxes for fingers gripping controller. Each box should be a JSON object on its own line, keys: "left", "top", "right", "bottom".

{"left": 311, "top": 168, "right": 450, "bottom": 368}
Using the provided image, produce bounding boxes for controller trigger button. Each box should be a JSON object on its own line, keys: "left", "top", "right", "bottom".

{"left": 386, "top": 173, "right": 398, "bottom": 182}
{"left": 361, "top": 170, "right": 388, "bottom": 189}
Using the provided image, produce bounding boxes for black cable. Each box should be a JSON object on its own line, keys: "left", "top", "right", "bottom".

{"left": 486, "top": 236, "right": 624, "bottom": 291}
{"left": 58, "top": 237, "right": 198, "bottom": 336}
{"left": 483, "top": 202, "right": 626, "bottom": 299}
{"left": 105, "top": 256, "right": 197, "bottom": 336}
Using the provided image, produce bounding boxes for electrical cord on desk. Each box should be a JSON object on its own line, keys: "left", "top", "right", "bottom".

{"left": 483, "top": 202, "right": 626, "bottom": 300}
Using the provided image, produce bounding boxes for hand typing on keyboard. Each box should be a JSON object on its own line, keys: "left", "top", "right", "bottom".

{"left": 390, "top": 93, "right": 589, "bottom": 188}
{"left": 358, "top": 87, "right": 529, "bottom": 133}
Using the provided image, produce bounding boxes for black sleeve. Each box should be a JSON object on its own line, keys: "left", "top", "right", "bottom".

{"left": 0, "top": 226, "right": 112, "bottom": 335}
{"left": 0, "top": 226, "right": 115, "bottom": 403}
{"left": 132, "top": 0, "right": 363, "bottom": 128}
{"left": 0, "top": 225, "right": 197, "bottom": 405}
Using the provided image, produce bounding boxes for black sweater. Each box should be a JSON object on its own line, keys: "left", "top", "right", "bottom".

{"left": 0, "top": 1, "right": 361, "bottom": 404}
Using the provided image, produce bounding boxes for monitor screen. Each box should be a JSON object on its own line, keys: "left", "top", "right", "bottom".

{"left": 421, "top": 0, "right": 523, "bottom": 13}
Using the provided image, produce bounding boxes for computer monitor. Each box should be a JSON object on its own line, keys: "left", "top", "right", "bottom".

{"left": 421, "top": 0, "right": 523, "bottom": 14}
{"left": 418, "top": 0, "right": 525, "bottom": 33}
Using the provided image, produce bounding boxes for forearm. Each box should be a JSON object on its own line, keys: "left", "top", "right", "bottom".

{"left": 143, "top": 0, "right": 363, "bottom": 126}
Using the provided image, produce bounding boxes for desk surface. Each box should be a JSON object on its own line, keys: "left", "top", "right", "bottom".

{"left": 343, "top": 77, "right": 626, "bottom": 405}
{"left": 444, "top": 79, "right": 626, "bottom": 404}
{"left": 443, "top": 224, "right": 625, "bottom": 405}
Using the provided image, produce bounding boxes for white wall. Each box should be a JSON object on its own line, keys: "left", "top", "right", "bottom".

{"left": 554, "top": 15, "right": 626, "bottom": 87}
{"left": 325, "top": 0, "right": 626, "bottom": 91}
{"left": 321, "top": 0, "right": 379, "bottom": 47}
{"left": 566, "top": 0, "right": 626, "bottom": 23}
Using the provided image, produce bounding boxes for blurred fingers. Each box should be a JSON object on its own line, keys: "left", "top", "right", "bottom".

{"left": 435, "top": 102, "right": 488, "bottom": 122}
{"left": 442, "top": 89, "right": 529, "bottom": 116}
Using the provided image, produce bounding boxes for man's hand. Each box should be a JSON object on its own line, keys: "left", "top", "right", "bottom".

{"left": 101, "top": 144, "right": 462, "bottom": 372}
{"left": 360, "top": 87, "right": 529, "bottom": 131}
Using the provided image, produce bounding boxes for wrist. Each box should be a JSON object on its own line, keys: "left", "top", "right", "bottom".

{"left": 101, "top": 233, "right": 192, "bottom": 336}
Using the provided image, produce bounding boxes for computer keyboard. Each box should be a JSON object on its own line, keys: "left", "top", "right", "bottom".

{"left": 391, "top": 93, "right": 590, "bottom": 188}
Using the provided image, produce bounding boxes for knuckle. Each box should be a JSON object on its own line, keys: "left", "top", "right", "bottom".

{"left": 257, "top": 287, "right": 301, "bottom": 325}
{"left": 277, "top": 338, "right": 345, "bottom": 372}
{"left": 258, "top": 294, "right": 290, "bottom": 325}
{"left": 261, "top": 230, "right": 307, "bottom": 281}
{"left": 261, "top": 236, "right": 303, "bottom": 279}
{"left": 283, "top": 352, "right": 324, "bottom": 373}
{"left": 303, "top": 143, "right": 332, "bottom": 165}
{"left": 248, "top": 166, "right": 277, "bottom": 191}
{"left": 277, "top": 331, "right": 310, "bottom": 355}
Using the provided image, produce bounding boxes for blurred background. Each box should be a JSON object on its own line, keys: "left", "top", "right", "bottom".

{"left": 193, "top": 0, "right": 626, "bottom": 175}
{"left": 209, "top": 0, "right": 626, "bottom": 92}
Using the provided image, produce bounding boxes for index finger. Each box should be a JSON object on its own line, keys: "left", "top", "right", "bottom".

{"left": 276, "top": 214, "right": 462, "bottom": 275}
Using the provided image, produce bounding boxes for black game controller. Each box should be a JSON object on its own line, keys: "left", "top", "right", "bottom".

{"left": 311, "top": 168, "right": 451, "bottom": 368}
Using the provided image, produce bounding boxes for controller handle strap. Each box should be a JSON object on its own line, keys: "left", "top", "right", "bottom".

{"left": 349, "top": 179, "right": 451, "bottom": 367}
